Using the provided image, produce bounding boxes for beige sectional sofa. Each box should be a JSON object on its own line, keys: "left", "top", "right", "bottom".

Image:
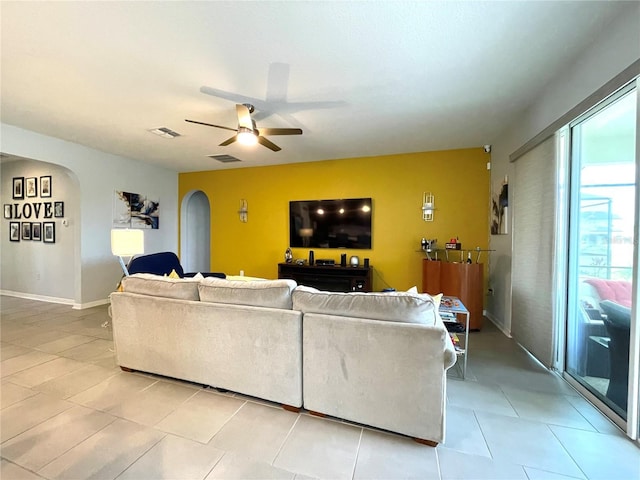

{"left": 109, "top": 274, "right": 456, "bottom": 445}
{"left": 110, "top": 275, "right": 303, "bottom": 408}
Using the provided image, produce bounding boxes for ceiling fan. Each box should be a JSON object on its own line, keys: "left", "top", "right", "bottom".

{"left": 185, "top": 103, "right": 302, "bottom": 152}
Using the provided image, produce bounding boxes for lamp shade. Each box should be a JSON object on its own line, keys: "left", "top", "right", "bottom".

{"left": 237, "top": 127, "right": 258, "bottom": 146}
{"left": 111, "top": 229, "right": 144, "bottom": 256}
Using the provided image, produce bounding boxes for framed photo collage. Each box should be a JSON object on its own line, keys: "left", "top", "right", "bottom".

{"left": 6, "top": 175, "right": 60, "bottom": 244}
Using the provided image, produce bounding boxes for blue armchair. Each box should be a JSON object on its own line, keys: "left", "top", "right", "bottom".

{"left": 127, "top": 252, "right": 225, "bottom": 279}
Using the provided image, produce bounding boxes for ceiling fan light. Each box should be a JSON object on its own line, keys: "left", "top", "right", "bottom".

{"left": 237, "top": 127, "right": 258, "bottom": 146}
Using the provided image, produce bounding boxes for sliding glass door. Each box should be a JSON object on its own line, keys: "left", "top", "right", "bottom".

{"left": 565, "top": 85, "right": 637, "bottom": 423}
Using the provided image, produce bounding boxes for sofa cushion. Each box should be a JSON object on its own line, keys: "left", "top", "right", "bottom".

{"left": 292, "top": 286, "right": 437, "bottom": 325}
{"left": 584, "top": 278, "right": 632, "bottom": 308}
{"left": 199, "top": 277, "right": 297, "bottom": 309}
{"left": 121, "top": 273, "right": 201, "bottom": 301}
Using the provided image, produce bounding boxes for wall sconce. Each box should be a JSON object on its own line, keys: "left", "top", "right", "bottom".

{"left": 111, "top": 228, "right": 145, "bottom": 276}
{"left": 238, "top": 199, "right": 248, "bottom": 222}
{"left": 422, "top": 192, "right": 435, "bottom": 222}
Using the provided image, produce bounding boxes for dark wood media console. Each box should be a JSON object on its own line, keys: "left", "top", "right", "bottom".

{"left": 278, "top": 262, "right": 373, "bottom": 292}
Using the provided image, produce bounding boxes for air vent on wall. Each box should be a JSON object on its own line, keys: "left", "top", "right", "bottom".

{"left": 148, "top": 127, "right": 181, "bottom": 138}
{"left": 208, "top": 154, "right": 242, "bottom": 163}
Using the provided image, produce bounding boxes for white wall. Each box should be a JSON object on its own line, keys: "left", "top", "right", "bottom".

{"left": 1, "top": 159, "right": 77, "bottom": 301}
{"left": 0, "top": 123, "right": 178, "bottom": 307}
{"left": 487, "top": 3, "right": 640, "bottom": 333}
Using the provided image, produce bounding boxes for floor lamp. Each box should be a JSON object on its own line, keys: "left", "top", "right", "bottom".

{"left": 111, "top": 229, "right": 145, "bottom": 276}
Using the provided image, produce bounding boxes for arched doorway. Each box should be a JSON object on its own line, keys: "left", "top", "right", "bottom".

{"left": 180, "top": 190, "right": 211, "bottom": 273}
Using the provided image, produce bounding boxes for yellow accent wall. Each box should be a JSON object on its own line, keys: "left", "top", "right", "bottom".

{"left": 179, "top": 148, "right": 490, "bottom": 291}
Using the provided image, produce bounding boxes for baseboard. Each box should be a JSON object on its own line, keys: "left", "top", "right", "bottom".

{"left": 0, "top": 289, "right": 109, "bottom": 310}
{"left": 484, "top": 311, "right": 512, "bottom": 337}
{"left": 72, "top": 298, "right": 109, "bottom": 310}
{"left": 0, "top": 290, "right": 74, "bottom": 306}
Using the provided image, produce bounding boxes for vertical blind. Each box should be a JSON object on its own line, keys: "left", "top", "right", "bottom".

{"left": 511, "top": 135, "right": 557, "bottom": 367}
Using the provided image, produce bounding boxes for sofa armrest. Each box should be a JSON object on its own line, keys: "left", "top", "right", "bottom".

{"left": 435, "top": 313, "right": 457, "bottom": 370}
{"left": 443, "top": 334, "right": 457, "bottom": 370}
{"left": 302, "top": 313, "right": 452, "bottom": 442}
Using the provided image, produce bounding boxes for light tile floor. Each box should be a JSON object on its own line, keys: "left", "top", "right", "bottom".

{"left": 1, "top": 295, "right": 639, "bottom": 479}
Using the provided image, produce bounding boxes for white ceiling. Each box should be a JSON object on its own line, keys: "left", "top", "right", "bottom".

{"left": 0, "top": 1, "right": 631, "bottom": 172}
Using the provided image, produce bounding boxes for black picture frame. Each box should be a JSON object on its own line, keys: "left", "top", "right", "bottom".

{"left": 26, "top": 177, "right": 38, "bottom": 198}
{"left": 4, "top": 204, "right": 11, "bottom": 219}
{"left": 32, "top": 222, "right": 42, "bottom": 241}
{"left": 9, "top": 222, "right": 20, "bottom": 242}
{"left": 40, "top": 176, "right": 52, "bottom": 198}
{"left": 54, "top": 201, "right": 64, "bottom": 218}
{"left": 21, "top": 222, "right": 31, "bottom": 240}
{"left": 43, "top": 221, "right": 55, "bottom": 243}
{"left": 12, "top": 177, "right": 24, "bottom": 200}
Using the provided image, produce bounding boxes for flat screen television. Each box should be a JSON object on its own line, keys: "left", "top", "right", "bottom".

{"left": 289, "top": 198, "right": 372, "bottom": 249}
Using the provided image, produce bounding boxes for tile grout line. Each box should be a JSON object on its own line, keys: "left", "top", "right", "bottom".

{"left": 0, "top": 392, "right": 76, "bottom": 445}
{"left": 500, "top": 381, "right": 602, "bottom": 433}
{"left": 561, "top": 392, "right": 621, "bottom": 435}
{"left": 471, "top": 408, "right": 495, "bottom": 461}
{"left": 148, "top": 383, "right": 201, "bottom": 429}
{"left": 270, "top": 411, "right": 302, "bottom": 468}
{"left": 434, "top": 447, "right": 443, "bottom": 480}
{"left": 0, "top": 457, "right": 45, "bottom": 479}
{"left": 33, "top": 409, "right": 119, "bottom": 475}
{"left": 112, "top": 431, "right": 168, "bottom": 480}
{"left": 475, "top": 389, "right": 588, "bottom": 478}
{"left": 203, "top": 397, "right": 248, "bottom": 445}
{"left": 349, "top": 428, "right": 364, "bottom": 480}
{"left": 1, "top": 356, "right": 66, "bottom": 384}
{"left": 545, "top": 423, "right": 592, "bottom": 480}
{"left": 202, "top": 448, "right": 227, "bottom": 479}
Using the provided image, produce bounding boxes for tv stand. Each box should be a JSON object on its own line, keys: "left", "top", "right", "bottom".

{"left": 278, "top": 262, "right": 372, "bottom": 292}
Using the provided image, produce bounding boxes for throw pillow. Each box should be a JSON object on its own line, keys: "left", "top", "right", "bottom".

{"left": 584, "top": 278, "right": 632, "bottom": 308}
{"left": 406, "top": 286, "right": 442, "bottom": 308}
{"left": 431, "top": 292, "right": 443, "bottom": 308}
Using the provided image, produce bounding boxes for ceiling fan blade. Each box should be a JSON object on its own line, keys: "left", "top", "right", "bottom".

{"left": 236, "top": 104, "right": 253, "bottom": 130}
{"left": 258, "top": 127, "right": 303, "bottom": 136}
{"left": 185, "top": 119, "right": 238, "bottom": 133}
{"left": 257, "top": 136, "right": 281, "bottom": 152}
{"left": 219, "top": 135, "right": 238, "bottom": 147}
{"left": 199, "top": 86, "right": 263, "bottom": 107}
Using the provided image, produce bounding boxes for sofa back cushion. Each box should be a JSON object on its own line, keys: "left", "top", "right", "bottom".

{"left": 199, "top": 277, "right": 297, "bottom": 309}
{"left": 292, "top": 286, "right": 437, "bottom": 325}
{"left": 121, "top": 273, "right": 200, "bottom": 301}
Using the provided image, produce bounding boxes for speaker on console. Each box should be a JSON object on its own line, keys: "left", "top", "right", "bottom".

{"left": 340, "top": 253, "right": 347, "bottom": 267}
{"left": 364, "top": 258, "right": 370, "bottom": 268}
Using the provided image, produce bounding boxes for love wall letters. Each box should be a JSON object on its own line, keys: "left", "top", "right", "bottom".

{"left": 8, "top": 202, "right": 55, "bottom": 219}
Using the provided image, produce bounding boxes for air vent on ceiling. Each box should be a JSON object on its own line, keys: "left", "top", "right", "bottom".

{"left": 208, "top": 154, "right": 242, "bottom": 163}
{"left": 148, "top": 127, "right": 181, "bottom": 138}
